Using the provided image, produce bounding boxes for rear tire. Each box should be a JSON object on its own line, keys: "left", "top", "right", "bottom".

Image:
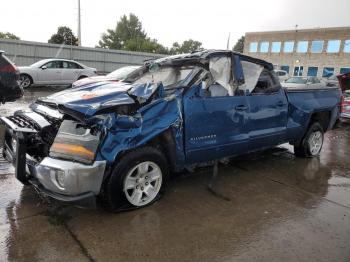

{"left": 294, "top": 122, "right": 324, "bottom": 157}
{"left": 100, "top": 147, "right": 169, "bottom": 212}
{"left": 19, "top": 74, "right": 32, "bottom": 89}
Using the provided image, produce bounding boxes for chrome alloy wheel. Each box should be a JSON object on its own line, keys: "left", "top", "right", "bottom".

{"left": 123, "top": 161, "right": 162, "bottom": 206}
{"left": 20, "top": 75, "right": 31, "bottom": 88}
{"left": 308, "top": 130, "right": 323, "bottom": 155}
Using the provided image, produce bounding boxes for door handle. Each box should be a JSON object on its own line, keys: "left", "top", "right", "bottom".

{"left": 235, "top": 105, "right": 248, "bottom": 111}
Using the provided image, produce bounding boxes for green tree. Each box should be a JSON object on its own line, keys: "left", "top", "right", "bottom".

{"left": 98, "top": 13, "right": 169, "bottom": 54}
{"left": 170, "top": 39, "right": 203, "bottom": 54}
{"left": 48, "top": 26, "right": 78, "bottom": 46}
{"left": 99, "top": 13, "right": 147, "bottom": 50}
{"left": 233, "top": 36, "right": 245, "bottom": 53}
{"left": 124, "top": 38, "right": 169, "bottom": 54}
{"left": 0, "top": 32, "right": 20, "bottom": 40}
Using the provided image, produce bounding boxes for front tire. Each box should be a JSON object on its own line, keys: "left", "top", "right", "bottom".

{"left": 294, "top": 122, "right": 324, "bottom": 157}
{"left": 19, "top": 74, "right": 32, "bottom": 89}
{"left": 101, "top": 147, "right": 169, "bottom": 211}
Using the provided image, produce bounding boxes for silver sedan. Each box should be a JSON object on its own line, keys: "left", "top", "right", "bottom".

{"left": 18, "top": 59, "right": 97, "bottom": 88}
{"left": 281, "top": 76, "right": 326, "bottom": 89}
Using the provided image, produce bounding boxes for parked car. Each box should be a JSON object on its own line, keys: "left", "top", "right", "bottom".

{"left": 18, "top": 59, "right": 97, "bottom": 88}
{"left": 0, "top": 50, "right": 23, "bottom": 103}
{"left": 340, "top": 90, "right": 350, "bottom": 119}
{"left": 337, "top": 72, "right": 350, "bottom": 92}
{"left": 274, "top": 69, "right": 289, "bottom": 82}
{"left": 325, "top": 74, "right": 340, "bottom": 87}
{"left": 281, "top": 76, "right": 326, "bottom": 89}
{"left": 1, "top": 50, "right": 341, "bottom": 211}
{"left": 338, "top": 72, "right": 350, "bottom": 120}
{"left": 72, "top": 65, "right": 140, "bottom": 88}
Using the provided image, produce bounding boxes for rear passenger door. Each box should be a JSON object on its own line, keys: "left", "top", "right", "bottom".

{"left": 61, "top": 61, "right": 82, "bottom": 84}
{"left": 37, "top": 60, "right": 63, "bottom": 84}
{"left": 244, "top": 67, "right": 288, "bottom": 148}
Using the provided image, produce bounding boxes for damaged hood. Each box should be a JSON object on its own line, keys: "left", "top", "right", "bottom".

{"left": 37, "top": 81, "right": 162, "bottom": 120}
{"left": 72, "top": 75, "right": 121, "bottom": 88}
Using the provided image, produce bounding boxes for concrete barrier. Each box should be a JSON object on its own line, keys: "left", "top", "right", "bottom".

{"left": 0, "top": 39, "right": 164, "bottom": 73}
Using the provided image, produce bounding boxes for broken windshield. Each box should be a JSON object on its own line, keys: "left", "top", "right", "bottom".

{"left": 125, "top": 64, "right": 195, "bottom": 89}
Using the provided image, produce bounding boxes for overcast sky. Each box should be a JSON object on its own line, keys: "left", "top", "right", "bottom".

{"left": 1, "top": 0, "right": 350, "bottom": 50}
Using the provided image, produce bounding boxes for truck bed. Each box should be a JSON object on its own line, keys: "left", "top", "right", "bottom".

{"left": 284, "top": 86, "right": 340, "bottom": 92}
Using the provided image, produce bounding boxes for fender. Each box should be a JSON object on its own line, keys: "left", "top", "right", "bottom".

{"left": 96, "top": 95, "right": 185, "bottom": 168}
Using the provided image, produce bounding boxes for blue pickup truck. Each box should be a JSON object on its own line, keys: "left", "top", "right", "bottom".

{"left": 1, "top": 50, "right": 341, "bottom": 211}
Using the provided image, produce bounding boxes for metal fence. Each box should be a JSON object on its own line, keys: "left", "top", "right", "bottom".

{"left": 0, "top": 39, "right": 164, "bottom": 73}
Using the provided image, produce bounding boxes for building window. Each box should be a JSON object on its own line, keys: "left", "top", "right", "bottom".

{"left": 271, "top": 42, "right": 281, "bottom": 53}
{"left": 283, "top": 41, "right": 294, "bottom": 53}
{"left": 260, "top": 42, "right": 269, "bottom": 53}
{"left": 322, "top": 67, "right": 334, "bottom": 77}
{"left": 340, "top": 68, "right": 350, "bottom": 74}
{"left": 307, "top": 67, "right": 318, "bottom": 76}
{"left": 297, "top": 41, "right": 308, "bottom": 53}
{"left": 327, "top": 40, "right": 341, "bottom": 53}
{"left": 293, "top": 66, "right": 304, "bottom": 76}
{"left": 344, "top": 40, "right": 350, "bottom": 53}
{"left": 311, "top": 40, "right": 324, "bottom": 53}
{"left": 280, "top": 65, "right": 290, "bottom": 73}
{"left": 249, "top": 42, "right": 258, "bottom": 52}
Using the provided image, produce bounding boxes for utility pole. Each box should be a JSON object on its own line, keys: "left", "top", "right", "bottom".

{"left": 78, "top": 0, "right": 81, "bottom": 46}
{"left": 226, "top": 32, "right": 231, "bottom": 50}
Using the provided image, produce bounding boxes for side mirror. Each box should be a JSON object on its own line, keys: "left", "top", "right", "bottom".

{"left": 41, "top": 66, "right": 47, "bottom": 70}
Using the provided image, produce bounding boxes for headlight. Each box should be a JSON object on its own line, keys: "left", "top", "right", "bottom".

{"left": 55, "top": 169, "right": 66, "bottom": 188}
{"left": 11, "top": 138, "right": 17, "bottom": 154}
{"left": 49, "top": 120, "right": 101, "bottom": 164}
{"left": 48, "top": 168, "right": 66, "bottom": 189}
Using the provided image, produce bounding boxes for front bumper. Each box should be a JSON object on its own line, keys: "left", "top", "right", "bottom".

{"left": 32, "top": 157, "right": 106, "bottom": 196}
{"left": 2, "top": 129, "right": 106, "bottom": 207}
{"left": 29, "top": 178, "right": 98, "bottom": 208}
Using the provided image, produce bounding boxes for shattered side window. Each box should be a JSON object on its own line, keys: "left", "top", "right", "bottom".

{"left": 209, "top": 57, "right": 235, "bottom": 96}
{"left": 132, "top": 66, "right": 193, "bottom": 89}
{"left": 252, "top": 69, "right": 279, "bottom": 94}
{"left": 239, "top": 61, "right": 264, "bottom": 93}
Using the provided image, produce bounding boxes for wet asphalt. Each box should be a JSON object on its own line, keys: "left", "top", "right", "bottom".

{"left": 0, "top": 87, "right": 350, "bottom": 262}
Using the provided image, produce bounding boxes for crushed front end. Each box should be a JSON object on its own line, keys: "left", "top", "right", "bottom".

{"left": 1, "top": 104, "right": 106, "bottom": 207}
{"left": 1, "top": 53, "right": 200, "bottom": 209}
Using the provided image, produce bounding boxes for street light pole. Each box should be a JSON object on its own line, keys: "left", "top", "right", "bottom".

{"left": 78, "top": 0, "right": 81, "bottom": 46}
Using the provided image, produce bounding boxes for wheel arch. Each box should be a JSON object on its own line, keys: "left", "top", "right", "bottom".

{"left": 20, "top": 73, "right": 34, "bottom": 84}
{"left": 308, "top": 111, "right": 331, "bottom": 132}
{"left": 292, "top": 110, "right": 331, "bottom": 147}
{"left": 115, "top": 129, "right": 177, "bottom": 170}
{"left": 78, "top": 75, "right": 88, "bottom": 80}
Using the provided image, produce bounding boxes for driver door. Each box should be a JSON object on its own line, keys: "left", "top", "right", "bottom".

{"left": 184, "top": 92, "right": 249, "bottom": 163}
{"left": 37, "top": 60, "right": 63, "bottom": 84}
{"left": 183, "top": 55, "right": 250, "bottom": 163}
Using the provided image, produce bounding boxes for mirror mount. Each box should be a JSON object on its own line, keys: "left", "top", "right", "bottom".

{"left": 41, "top": 66, "right": 47, "bottom": 70}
